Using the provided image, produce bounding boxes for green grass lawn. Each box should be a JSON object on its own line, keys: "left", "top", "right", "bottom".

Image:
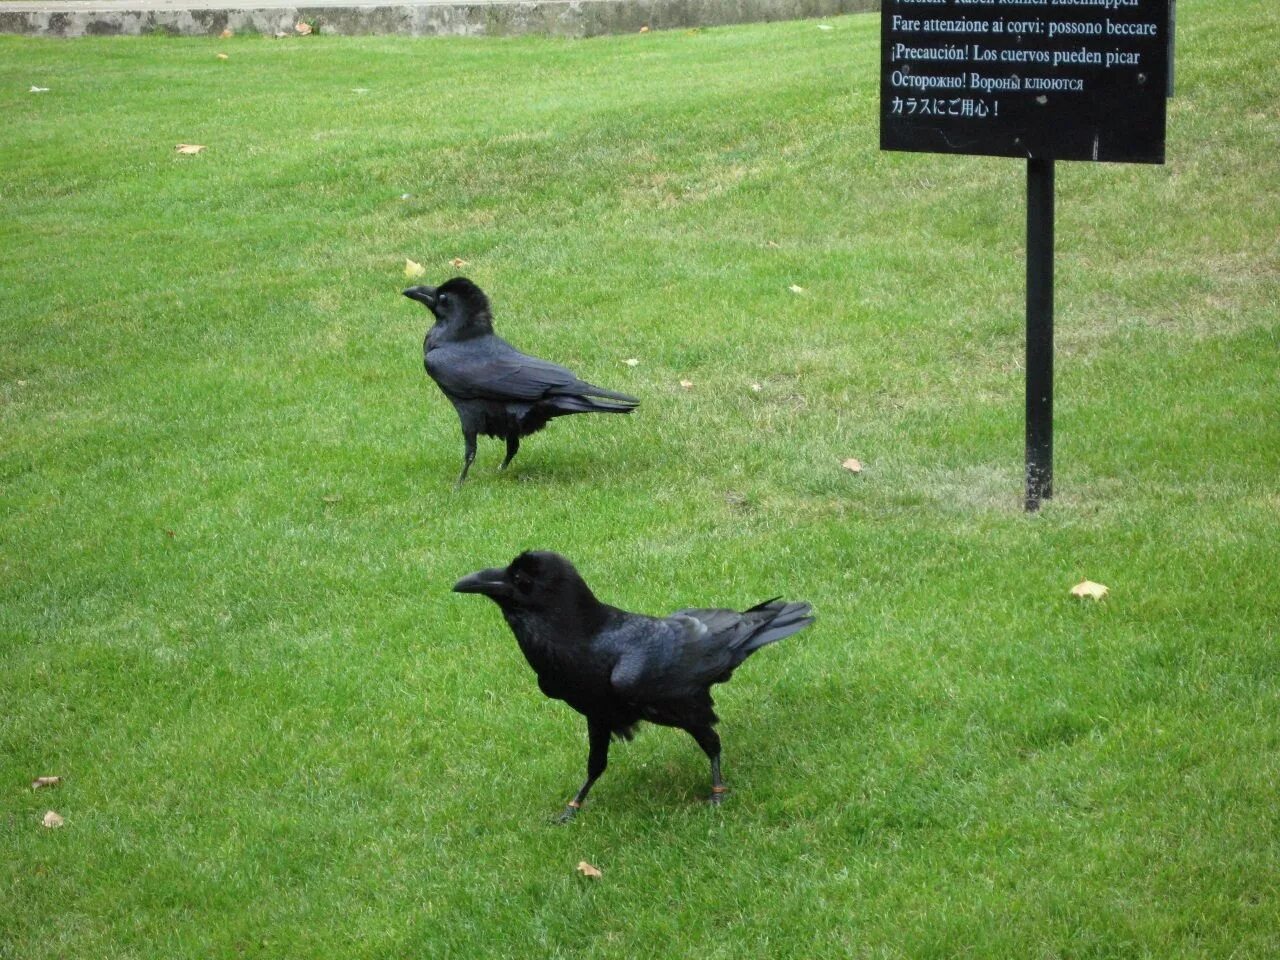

{"left": 2, "top": 3, "right": 1278, "bottom": 956}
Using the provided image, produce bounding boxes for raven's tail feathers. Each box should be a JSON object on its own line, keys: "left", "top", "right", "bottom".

{"left": 577, "top": 382, "right": 640, "bottom": 406}
{"left": 739, "top": 600, "right": 815, "bottom": 656}
{"left": 546, "top": 393, "right": 639, "bottom": 416}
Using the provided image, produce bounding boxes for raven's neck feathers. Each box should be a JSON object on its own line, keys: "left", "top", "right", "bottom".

{"left": 501, "top": 593, "right": 612, "bottom": 653}
{"left": 431, "top": 310, "right": 494, "bottom": 346}
{"left": 457, "top": 308, "right": 495, "bottom": 339}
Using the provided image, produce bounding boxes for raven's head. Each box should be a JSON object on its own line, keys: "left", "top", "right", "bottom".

{"left": 453, "top": 550, "right": 603, "bottom": 623}
{"left": 403, "top": 276, "right": 493, "bottom": 339}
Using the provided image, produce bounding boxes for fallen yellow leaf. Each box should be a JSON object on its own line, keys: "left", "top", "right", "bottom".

{"left": 788, "top": 284, "right": 805, "bottom": 294}
{"left": 42, "top": 810, "right": 64, "bottom": 828}
{"left": 175, "top": 144, "right": 206, "bottom": 155}
{"left": 841, "top": 458, "right": 862, "bottom": 473}
{"left": 295, "top": 21, "right": 313, "bottom": 35}
{"left": 1070, "top": 580, "right": 1109, "bottom": 601}
{"left": 404, "top": 259, "right": 426, "bottom": 280}
{"left": 679, "top": 379, "right": 693, "bottom": 390}
{"left": 219, "top": 27, "right": 233, "bottom": 38}
{"left": 639, "top": 25, "right": 649, "bottom": 33}
{"left": 623, "top": 358, "right": 640, "bottom": 367}
{"left": 32, "top": 776, "right": 61, "bottom": 790}
{"left": 216, "top": 53, "right": 229, "bottom": 60}
{"left": 576, "top": 860, "right": 602, "bottom": 879}
{"left": 450, "top": 257, "right": 468, "bottom": 268}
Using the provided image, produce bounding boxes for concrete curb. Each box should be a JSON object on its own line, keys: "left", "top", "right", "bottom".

{"left": 0, "top": 0, "right": 878, "bottom": 38}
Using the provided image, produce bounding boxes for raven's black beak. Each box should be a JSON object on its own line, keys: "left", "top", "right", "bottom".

{"left": 452, "top": 567, "right": 509, "bottom": 598}
{"left": 403, "top": 285, "right": 437, "bottom": 308}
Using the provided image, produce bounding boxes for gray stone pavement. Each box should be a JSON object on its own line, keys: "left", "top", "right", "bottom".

{"left": 1, "top": 0, "right": 876, "bottom": 37}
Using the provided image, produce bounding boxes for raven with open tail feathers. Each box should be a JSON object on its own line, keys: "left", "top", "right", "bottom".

{"left": 453, "top": 550, "right": 814, "bottom": 821}
{"left": 404, "top": 278, "right": 639, "bottom": 485}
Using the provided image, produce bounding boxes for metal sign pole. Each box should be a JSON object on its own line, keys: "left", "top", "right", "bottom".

{"left": 1025, "top": 157, "right": 1055, "bottom": 512}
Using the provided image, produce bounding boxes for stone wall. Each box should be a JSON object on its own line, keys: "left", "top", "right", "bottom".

{"left": 1, "top": 0, "right": 879, "bottom": 38}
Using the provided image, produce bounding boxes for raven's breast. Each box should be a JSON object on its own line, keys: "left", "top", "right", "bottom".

{"left": 477, "top": 401, "right": 552, "bottom": 439}
{"left": 467, "top": 402, "right": 519, "bottom": 439}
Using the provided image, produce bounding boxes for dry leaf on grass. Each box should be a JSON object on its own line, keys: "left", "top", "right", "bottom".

{"left": 623, "top": 358, "right": 640, "bottom": 367}
{"left": 42, "top": 811, "right": 64, "bottom": 828}
{"left": 295, "top": 21, "right": 313, "bottom": 35}
{"left": 32, "top": 776, "right": 61, "bottom": 790}
{"left": 30, "top": 86, "right": 50, "bottom": 93}
{"left": 679, "top": 379, "right": 693, "bottom": 390}
{"left": 788, "top": 284, "right": 805, "bottom": 294}
{"left": 404, "top": 259, "right": 426, "bottom": 280}
{"left": 639, "top": 25, "right": 649, "bottom": 33}
{"left": 216, "top": 53, "right": 229, "bottom": 60}
{"left": 576, "top": 861, "right": 602, "bottom": 879}
{"left": 219, "top": 27, "right": 233, "bottom": 38}
{"left": 175, "top": 144, "right": 206, "bottom": 155}
{"left": 1070, "top": 580, "right": 1109, "bottom": 601}
{"left": 750, "top": 383, "right": 762, "bottom": 392}
{"left": 841, "top": 458, "right": 863, "bottom": 474}
{"left": 321, "top": 494, "right": 341, "bottom": 504}
{"left": 450, "top": 257, "right": 469, "bottom": 268}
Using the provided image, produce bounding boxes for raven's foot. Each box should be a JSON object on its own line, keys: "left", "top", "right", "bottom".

{"left": 709, "top": 785, "right": 728, "bottom": 806}
{"left": 555, "top": 801, "right": 581, "bottom": 824}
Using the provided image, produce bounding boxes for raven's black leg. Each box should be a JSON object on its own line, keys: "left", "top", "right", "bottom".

{"left": 499, "top": 433, "right": 520, "bottom": 472}
{"left": 686, "top": 725, "right": 726, "bottom": 805}
{"left": 558, "top": 719, "right": 610, "bottom": 823}
{"left": 456, "top": 432, "right": 477, "bottom": 488}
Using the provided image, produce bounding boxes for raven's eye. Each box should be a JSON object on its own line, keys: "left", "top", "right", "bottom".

{"left": 438, "top": 292, "right": 450, "bottom": 306}
{"left": 512, "top": 570, "right": 533, "bottom": 593}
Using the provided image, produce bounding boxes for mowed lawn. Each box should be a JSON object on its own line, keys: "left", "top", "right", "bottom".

{"left": 2, "top": 2, "right": 1277, "bottom": 956}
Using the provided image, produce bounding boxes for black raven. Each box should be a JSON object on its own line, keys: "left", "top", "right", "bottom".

{"left": 453, "top": 550, "right": 814, "bottom": 820}
{"left": 403, "top": 278, "right": 639, "bottom": 485}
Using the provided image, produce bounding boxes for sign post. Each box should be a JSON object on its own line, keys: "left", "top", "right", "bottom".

{"left": 1026, "top": 155, "right": 1054, "bottom": 510}
{"left": 880, "top": 0, "right": 1171, "bottom": 511}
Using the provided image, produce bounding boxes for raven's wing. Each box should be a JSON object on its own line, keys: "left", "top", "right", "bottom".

{"left": 609, "top": 600, "right": 812, "bottom": 701}
{"left": 427, "top": 337, "right": 636, "bottom": 404}
{"left": 608, "top": 615, "right": 733, "bottom": 702}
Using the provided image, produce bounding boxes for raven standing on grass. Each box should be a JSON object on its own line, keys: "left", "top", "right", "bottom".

{"left": 453, "top": 550, "right": 814, "bottom": 821}
{"left": 403, "top": 278, "right": 639, "bottom": 485}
